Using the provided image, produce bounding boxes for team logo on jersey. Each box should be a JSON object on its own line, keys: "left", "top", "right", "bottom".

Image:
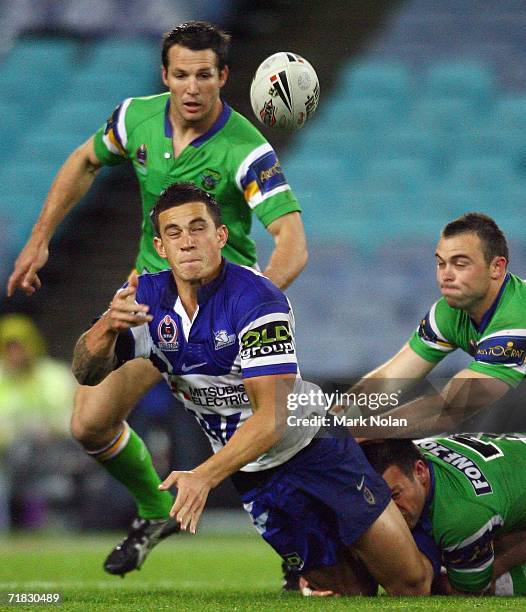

{"left": 201, "top": 169, "right": 221, "bottom": 190}
{"left": 157, "top": 315, "right": 179, "bottom": 351}
{"left": 136, "top": 144, "right": 147, "bottom": 166}
{"left": 214, "top": 329, "right": 236, "bottom": 350}
{"left": 260, "top": 99, "right": 277, "bottom": 127}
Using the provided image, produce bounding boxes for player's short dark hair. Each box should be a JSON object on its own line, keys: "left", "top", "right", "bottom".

{"left": 442, "top": 212, "right": 509, "bottom": 265}
{"left": 162, "top": 21, "right": 231, "bottom": 71}
{"left": 361, "top": 440, "right": 424, "bottom": 479}
{"left": 151, "top": 182, "right": 222, "bottom": 236}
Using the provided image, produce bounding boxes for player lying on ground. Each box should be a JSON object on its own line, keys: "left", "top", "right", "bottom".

{"left": 72, "top": 183, "right": 431, "bottom": 595}
{"left": 8, "top": 21, "right": 308, "bottom": 575}
{"left": 362, "top": 437, "right": 526, "bottom": 596}
{"left": 338, "top": 213, "right": 526, "bottom": 439}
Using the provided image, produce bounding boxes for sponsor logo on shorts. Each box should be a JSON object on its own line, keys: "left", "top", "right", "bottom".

{"left": 157, "top": 315, "right": 179, "bottom": 351}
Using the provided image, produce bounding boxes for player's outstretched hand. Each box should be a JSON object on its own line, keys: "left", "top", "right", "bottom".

{"left": 106, "top": 272, "right": 152, "bottom": 331}
{"left": 7, "top": 236, "right": 49, "bottom": 296}
{"left": 159, "top": 470, "right": 212, "bottom": 535}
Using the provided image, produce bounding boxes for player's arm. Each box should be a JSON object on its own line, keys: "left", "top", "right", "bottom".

{"left": 349, "top": 368, "right": 510, "bottom": 438}
{"left": 159, "top": 373, "right": 293, "bottom": 533}
{"left": 352, "top": 342, "right": 437, "bottom": 395}
{"left": 493, "top": 530, "right": 526, "bottom": 578}
{"left": 72, "top": 273, "right": 152, "bottom": 385}
{"left": 263, "top": 212, "right": 308, "bottom": 289}
{"left": 7, "top": 137, "right": 103, "bottom": 296}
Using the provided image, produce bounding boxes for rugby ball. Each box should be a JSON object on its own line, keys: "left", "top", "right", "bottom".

{"left": 250, "top": 52, "right": 320, "bottom": 130}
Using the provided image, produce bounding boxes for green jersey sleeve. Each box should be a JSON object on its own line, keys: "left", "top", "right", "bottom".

{"left": 441, "top": 510, "right": 502, "bottom": 593}
{"left": 235, "top": 142, "right": 301, "bottom": 227}
{"left": 92, "top": 98, "right": 133, "bottom": 166}
{"left": 467, "top": 330, "right": 526, "bottom": 388}
{"left": 409, "top": 300, "right": 457, "bottom": 363}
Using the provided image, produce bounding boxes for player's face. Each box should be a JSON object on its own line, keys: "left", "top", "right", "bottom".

{"left": 154, "top": 202, "right": 227, "bottom": 285}
{"left": 162, "top": 45, "right": 228, "bottom": 128}
{"left": 435, "top": 233, "right": 493, "bottom": 312}
{"left": 382, "top": 463, "right": 427, "bottom": 530}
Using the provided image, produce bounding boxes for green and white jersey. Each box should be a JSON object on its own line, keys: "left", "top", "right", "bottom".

{"left": 93, "top": 93, "right": 301, "bottom": 272}
{"left": 417, "top": 434, "right": 526, "bottom": 593}
{"left": 409, "top": 273, "right": 526, "bottom": 387}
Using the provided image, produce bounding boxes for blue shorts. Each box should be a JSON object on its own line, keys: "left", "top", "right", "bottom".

{"left": 236, "top": 437, "right": 391, "bottom": 573}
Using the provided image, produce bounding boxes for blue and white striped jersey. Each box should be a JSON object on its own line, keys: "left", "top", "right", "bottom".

{"left": 115, "top": 261, "right": 321, "bottom": 470}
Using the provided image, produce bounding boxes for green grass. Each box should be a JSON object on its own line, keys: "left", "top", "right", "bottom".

{"left": 0, "top": 533, "right": 524, "bottom": 610}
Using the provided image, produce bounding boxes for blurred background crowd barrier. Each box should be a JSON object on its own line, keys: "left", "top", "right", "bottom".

{"left": 0, "top": 0, "right": 525, "bottom": 528}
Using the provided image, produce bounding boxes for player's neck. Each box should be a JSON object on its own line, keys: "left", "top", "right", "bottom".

{"left": 169, "top": 99, "right": 223, "bottom": 152}
{"left": 466, "top": 276, "right": 506, "bottom": 326}
{"left": 174, "top": 266, "right": 222, "bottom": 319}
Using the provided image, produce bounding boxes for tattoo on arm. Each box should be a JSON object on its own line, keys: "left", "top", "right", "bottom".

{"left": 72, "top": 334, "right": 119, "bottom": 386}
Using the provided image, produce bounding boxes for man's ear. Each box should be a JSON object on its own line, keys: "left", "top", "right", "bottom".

{"left": 218, "top": 65, "right": 229, "bottom": 88}
{"left": 154, "top": 236, "right": 167, "bottom": 259}
{"left": 217, "top": 224, "right": 228, "bottom": 249}
{"left": 414, "top": 459, "right": 429, "bottom": 486}
{"left": 161, "top": 66, "right": 169, "bottom": 88}
{"left": 491, "top": 255, "right": 507, "bottom": 280}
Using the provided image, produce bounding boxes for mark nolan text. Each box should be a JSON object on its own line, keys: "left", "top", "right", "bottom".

{"left": 287, "top": 414, "right": 408, "bottom": 428}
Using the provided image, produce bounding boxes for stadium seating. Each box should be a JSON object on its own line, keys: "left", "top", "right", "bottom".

{"left": 0, "top": 35, "right": 160, "bottom": 289}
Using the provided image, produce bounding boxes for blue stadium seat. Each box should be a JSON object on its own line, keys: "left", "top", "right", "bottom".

{"left": 66, "top": 71, "right": 152, "bottom": 104}
{"left": 446, "top": 156, "right": 520, "bottom": 192}
{"left": 410, "top": 96, "right": 479, "bottom": 136}
{"left": 417, "top": 186, "right": 495, "bottom": 219}
{"left": 338, "top": 60, "right": 413, "bottom": 105}
{"left": 375, "top": 126, "right": 447, "bottom": 174}
{"left": 11, "top": 131, "right": 84, "bottom": 168}
{"left": 320, "top": 97, "right": 404, "bottom": 133}
{"left": 423, "top": 61, "right": 494, "bottom": 108}
{"left": 87, "top": 38, "right": 159, "bottom": 76}
{"left": 42, "top": 100, "right": 111, "bottom": 140}
{"left": 488, "top": 95, "right": 526, "bottom": 132}
{"left": 1, "top": 38, "right": 77, "bottom": 81}
{"left": 456, "top": 126, "right": 526, "bottom": 176}
{"left": 362, "top": 157, "right": 435, "bottom": 193}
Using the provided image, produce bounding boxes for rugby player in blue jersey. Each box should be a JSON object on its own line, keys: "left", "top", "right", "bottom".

{"left": 72, "top": 182, "right": 432, "bottom": 596}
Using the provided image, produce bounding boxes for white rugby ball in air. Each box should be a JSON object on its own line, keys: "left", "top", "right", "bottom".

{"left": 250, "top": 52, "right": 320, "bottom": 130}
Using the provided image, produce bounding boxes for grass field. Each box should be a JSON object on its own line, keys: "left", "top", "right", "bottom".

{"left": 0, "top": 532, "right": 524, "bottom": 611}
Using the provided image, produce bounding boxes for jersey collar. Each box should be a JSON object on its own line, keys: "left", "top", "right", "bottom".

{"left": 471, "top": 272, "right": 510, "bottom": 333}
{"left": 164, "top": 98, "right": 232, "bottom": 146}
{"left": 160, "top": 259, "right": 229, "bottom": 309}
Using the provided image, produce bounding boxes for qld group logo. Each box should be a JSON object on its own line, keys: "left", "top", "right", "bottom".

{"left": 158, "top": 315, "right": 179, "bottom": 351}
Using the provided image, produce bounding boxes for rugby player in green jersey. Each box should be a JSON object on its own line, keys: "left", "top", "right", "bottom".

{"left": 6, "top": 22, "right": 308, "bottom": 576}
{"left": 345, "top": 212, "right": 526, "bottom": 438}
{"left": 362, "top": 436, "right": 526, "bottom": 595}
